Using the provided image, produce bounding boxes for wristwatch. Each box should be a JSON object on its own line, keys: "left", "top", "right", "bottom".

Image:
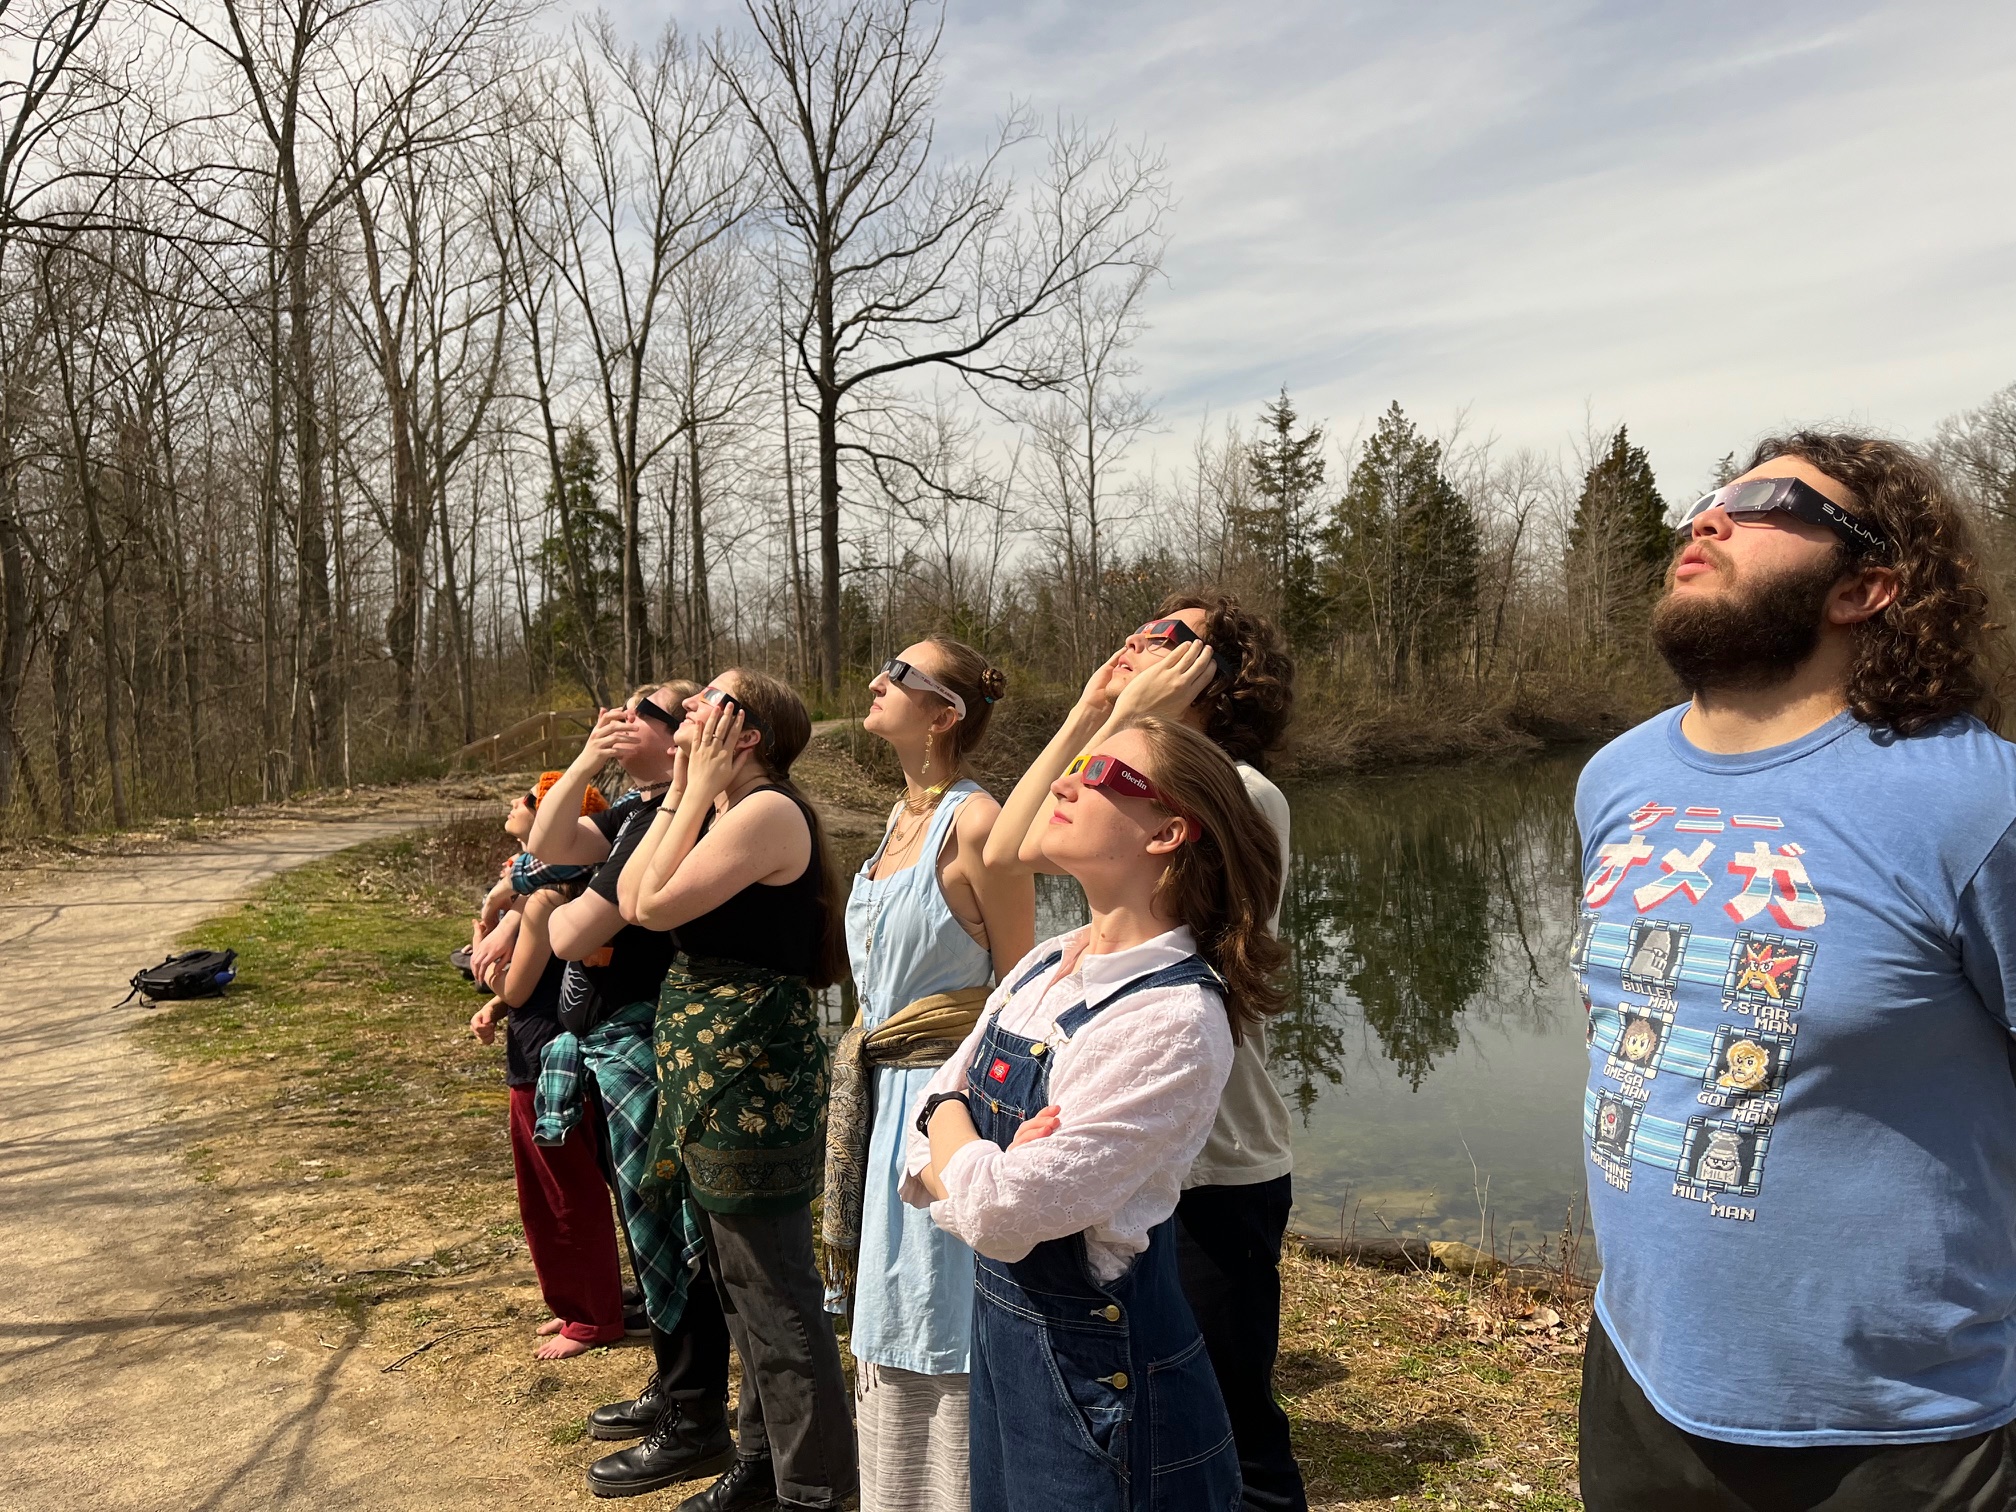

{"left": 916, "top": 1090, "right": 970, "bottom": 1138}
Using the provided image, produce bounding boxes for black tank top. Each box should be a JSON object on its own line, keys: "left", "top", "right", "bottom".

{"left": 678, "top": 786, "right": 826, "bottom": 980}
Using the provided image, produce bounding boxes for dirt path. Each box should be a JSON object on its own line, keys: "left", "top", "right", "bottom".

{"left": 0, "top": 816, "right": 564, "bottom": 1511}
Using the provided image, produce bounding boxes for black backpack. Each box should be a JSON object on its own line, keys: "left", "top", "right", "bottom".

{"left": 119, "top": 949, "right": 238, "bottom": 1007}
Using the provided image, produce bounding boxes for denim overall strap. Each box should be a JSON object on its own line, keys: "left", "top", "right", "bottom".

{"left": 1052, "top": 956, "right": 1225, "bottom": 1042}
{"left": 963, "top": 953, "right": 1241, "bottom": 1512}
{"left": 1011, "top": 949, "right": 1064, "bottom": 994}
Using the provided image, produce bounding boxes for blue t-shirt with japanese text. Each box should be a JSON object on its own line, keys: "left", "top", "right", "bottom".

{"left": 1576, "top": 706, "right": 2016, "bottom": 1446}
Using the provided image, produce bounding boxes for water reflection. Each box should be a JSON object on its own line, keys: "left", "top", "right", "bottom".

{"left": 1036, "top": 756, "right": 1582, "bottom": 1100}
{"left": 1278, "top": 759, "right": 1582, "bottom": 1098}
{"left": 1022, "top": 753, "right": 1593, "bottom": 1252}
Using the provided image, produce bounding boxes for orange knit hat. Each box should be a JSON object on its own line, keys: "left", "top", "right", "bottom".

{"left": 534, "top": 770, "right": 608, "bottom": 816}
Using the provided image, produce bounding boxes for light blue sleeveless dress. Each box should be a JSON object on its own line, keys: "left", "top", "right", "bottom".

{"left": 845, "top": 779, "right": 992, "bottom": 1374}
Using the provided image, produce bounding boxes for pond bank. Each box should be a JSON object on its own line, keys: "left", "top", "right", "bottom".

{"left": 112, "top": 821, "right": 1588, "bottom": 1509}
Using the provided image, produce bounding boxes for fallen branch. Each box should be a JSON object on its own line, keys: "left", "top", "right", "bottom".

{"left": 381, "top": 1324, "right": 505, "bottom": 1372}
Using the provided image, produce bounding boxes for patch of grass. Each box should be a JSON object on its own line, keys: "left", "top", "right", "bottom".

{"left": 136, "top": 819, "right": 517, "bottom": 1237}
{"left": 547, "top": 1418, "right": 588, "bottom": 1447}
{"left": 1278, "top": 1249, "right": 1585, "bottom": 1508}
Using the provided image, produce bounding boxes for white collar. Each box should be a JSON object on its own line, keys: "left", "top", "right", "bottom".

{"left": 1049, "top": 924, "right": 1200, "bottom": 1010}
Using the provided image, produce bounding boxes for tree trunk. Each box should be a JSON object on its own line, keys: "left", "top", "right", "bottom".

{"left": 94, "top": 567, "right": 129, "bottom": 827}
{"left": 260, "top": 247, "right": 287, "bottom": 799}
{"left": 779, "top": 306, "right": 810, "bottom": 685}
{"left": 817, "top": 387, "right": 842, "bottom": 696}
{"left": 284, "top": 227, "right": 336, "bottom": 781}
{"left": 433, "top": 472, "right": 477, "bottom": 744}
{"left": 0, "top": 444, "right": 29, "bottom": 815}
{"left": 51, "top": 611, "right": 78, "bottom": 832}
{"left": 687, "top": 422, "right": 712, "bottom": 669}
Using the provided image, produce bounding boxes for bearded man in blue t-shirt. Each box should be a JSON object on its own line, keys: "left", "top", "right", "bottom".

{"left": 1574, "top": 431, "right": 2016, "bottom": 1510}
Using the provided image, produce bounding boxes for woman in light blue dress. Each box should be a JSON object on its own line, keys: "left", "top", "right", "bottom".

{"left": 823, "top": 636, "right": 1033, "bottom": 1512}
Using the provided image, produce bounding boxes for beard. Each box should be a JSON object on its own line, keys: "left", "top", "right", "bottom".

{"left": 1650, "top": 548, "right": 1844, "bottom": 693}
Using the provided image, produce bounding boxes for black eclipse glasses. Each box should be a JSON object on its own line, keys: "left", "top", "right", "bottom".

{"left": 1132, "top": 618, "right": 1238, "bottom": 683}
{"left": 697, "top": 685, "right": 770, "bottom": 743}
{"left": 876, "top": 658, "right": 966, "bottom": 718}
{"left": 1674, "top": 476, "right": 1889, "bottom": 558}
{"left": 633, "top": 696, "right": 681, "bottom": 732}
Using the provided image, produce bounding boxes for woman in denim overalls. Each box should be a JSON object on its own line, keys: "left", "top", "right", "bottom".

{"left": 904, "top": 718, "right": 1291, "bottom": 1512}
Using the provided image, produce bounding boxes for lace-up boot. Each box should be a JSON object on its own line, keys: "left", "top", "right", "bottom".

{"left": 671, "top": 1454, "right": 778, "bottom": 1512}
{"left": 585, "top": 1397, "right": 734, "bottom": 1499}
{"left": 586, "top": 1372, "right": 668, "bottom": 1442}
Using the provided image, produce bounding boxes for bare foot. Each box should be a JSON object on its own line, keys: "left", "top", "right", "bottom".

{"left": 535, "top": 1332, "right": 594, "bottom": 1361}
{"left": 536, "top": 1318, "right": 565, "bottom": 1337}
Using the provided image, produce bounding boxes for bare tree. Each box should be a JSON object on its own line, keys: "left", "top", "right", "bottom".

{"left": 719, "top": 0, "right": 1168, "bottom": 693}
{"left": 1018, "top": 259, "right": 1158, "bottom": 669}
{"left": 0, "top": 0, "right": 118, "bottom": 240}
{"left": 547, "top": 16, "right": 747, "bottom": 684}
{"left": 661, "top": 234, "right": 766, "bottom": 668}
{"left": 1936, "top": 381, "right": 2016, "bottom": 527}
{"left": 160, "top": 0, "right": 521, "bottom": 781}
{"left": 349, "top": 106, "right": 510, "bottom": 745}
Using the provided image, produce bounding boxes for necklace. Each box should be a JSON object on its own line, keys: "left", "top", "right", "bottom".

{"left": 900, "top": 780, "right": 950, "bottom": 818}
{"left": 883, "top": 807, "right": 931, "bottom": 862}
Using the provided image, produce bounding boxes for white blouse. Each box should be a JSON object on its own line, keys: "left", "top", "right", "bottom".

{"left": 900, "top": 925, "right": 1234, "bottom": 1281}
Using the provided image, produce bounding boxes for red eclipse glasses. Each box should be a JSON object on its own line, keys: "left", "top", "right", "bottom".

{"left": 1132, "top": 619, "right": 1238, "bottom": 683}
{"left": 1067, "top": 752, "right": 1179, "bottom": 814}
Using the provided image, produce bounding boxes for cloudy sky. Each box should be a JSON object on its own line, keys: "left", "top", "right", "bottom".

{"left": 622, "top": 0, "right": 2016, "bottom": 498}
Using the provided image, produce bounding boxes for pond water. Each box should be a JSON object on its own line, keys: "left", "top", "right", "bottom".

{"left": 1033, "top": 751, "right": 1594, "bottom": 1267}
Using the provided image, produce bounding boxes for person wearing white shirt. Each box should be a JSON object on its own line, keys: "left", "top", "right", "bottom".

{"left": 912, "top": 716, "right": 1290, "bottom": 1512}
{"left": 980, "top": 594, "right": 1307, "bottom": 1512}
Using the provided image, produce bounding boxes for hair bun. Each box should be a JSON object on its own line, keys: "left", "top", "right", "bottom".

{"left": 979, "top": 666, "right": 1007, "bottom": 703}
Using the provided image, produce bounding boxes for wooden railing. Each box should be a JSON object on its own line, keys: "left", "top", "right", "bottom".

{"left": 452, "top": 709, "right": 597, "bottom": 772}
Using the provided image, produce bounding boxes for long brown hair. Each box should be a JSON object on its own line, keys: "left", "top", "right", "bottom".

{"left": 1749, "top": 433, "right": 2007, "bottom": 734}
{"left": 724, "top": 668, "right": 849, "bottom": 988}
{"left": 1127, "top": 717, "right": 1289, "bottom": 1043}
{"left": 1154, "top": 592, "right": 1296, "bottom": 772}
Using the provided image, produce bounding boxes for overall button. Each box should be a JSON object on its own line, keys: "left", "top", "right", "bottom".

{"left": 1030, "top": 1041, "right": 1048, "bottom": 1057}
{"left": 1098, "top": 1372, "right": 1130, "bottom": 1390}
{"left": 1100, "top": 1305, "right": 1121, "bottom": 1322}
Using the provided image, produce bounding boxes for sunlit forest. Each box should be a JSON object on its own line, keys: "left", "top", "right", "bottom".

{"left": 5, "top": 0, "right": 2015, "bottom": 832}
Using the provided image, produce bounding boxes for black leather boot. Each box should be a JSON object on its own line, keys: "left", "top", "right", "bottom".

{"left": 673, "top": 1455, "right": 777, "bottom": 1512}
{"left": 585, "top": 1400, "right": 736, "bottom": 1499}
{"left": 587, "top": 1372, "right": 669, "bottom": 1443}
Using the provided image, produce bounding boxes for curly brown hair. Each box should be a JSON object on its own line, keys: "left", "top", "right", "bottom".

{"left": 1154, "top": 592, "right": 1297, "bottom": 772}
{"left": 1748, "top": 433, "right": 2005, "bottom": 735}
{"left": 1129, "top": 717, "right": 1289, "bottom": 1043}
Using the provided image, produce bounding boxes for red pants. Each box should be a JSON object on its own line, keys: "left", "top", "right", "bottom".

{"left": 508, "top": 1085, "right": 626, "bottom": 1344}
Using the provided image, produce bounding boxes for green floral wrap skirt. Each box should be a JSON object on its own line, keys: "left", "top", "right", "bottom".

{"left": 640, "top": 953, "right": 830, "bottom": 1218}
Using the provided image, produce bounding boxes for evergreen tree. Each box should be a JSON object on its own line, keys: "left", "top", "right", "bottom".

{"left": 1565, "top": 426, "right": 1668, "bottom": 645}
{"left": 1325, "top": 402, "right": 1480, "bottom": 689}
{"left": 536, "top": 428, "right": 624, "bottom": 700}
{"left": 1236, "top": 389, "right": 1328, "bottom": 647}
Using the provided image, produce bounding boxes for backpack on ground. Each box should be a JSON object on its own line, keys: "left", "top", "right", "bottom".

{"left": 118, "top": 949, "right": 238, "bottom": 1008}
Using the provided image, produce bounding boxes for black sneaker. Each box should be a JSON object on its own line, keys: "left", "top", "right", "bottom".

{"left": 586, "top": 1403, "right": 736, "bottom": 1500}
